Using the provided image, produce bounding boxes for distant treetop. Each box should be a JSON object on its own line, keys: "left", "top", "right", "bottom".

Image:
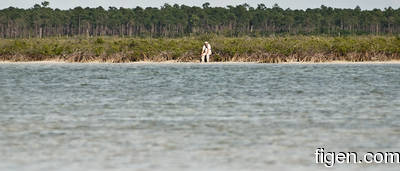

{"left": 0, "top": 2, "right": 399, "bottom": 38}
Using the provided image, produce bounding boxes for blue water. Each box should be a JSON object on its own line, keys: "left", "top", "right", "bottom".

{"left": 0, "top": 63, "right": 399, "bottom": 171}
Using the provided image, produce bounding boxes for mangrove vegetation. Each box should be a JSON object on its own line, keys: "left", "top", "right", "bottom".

{"left": 1, "top": 36, "right": 399, "bottom": 63}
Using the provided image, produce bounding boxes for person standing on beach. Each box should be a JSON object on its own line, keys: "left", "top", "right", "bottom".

{"left": 201, "top": 42, "right": 212, "bottom": 63}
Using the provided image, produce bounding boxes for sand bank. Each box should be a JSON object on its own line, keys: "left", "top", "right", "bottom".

{"left": 1, "top": 60, "right": 400, "bottom": 64}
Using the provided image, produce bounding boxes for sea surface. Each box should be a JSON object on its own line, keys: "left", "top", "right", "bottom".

{"left": 0, "top": 63, "right": 399, "bottom": 171}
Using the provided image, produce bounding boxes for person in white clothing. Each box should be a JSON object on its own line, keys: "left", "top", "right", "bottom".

{"left": 201, "top": 42, "right": 212, "bottom": 63}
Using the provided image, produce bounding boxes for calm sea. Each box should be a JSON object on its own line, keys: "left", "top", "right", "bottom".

{"left": 0, "top": 63, "right": 399, "bottom": 171}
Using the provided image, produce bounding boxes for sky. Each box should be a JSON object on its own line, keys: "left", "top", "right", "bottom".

{"left": 1, "top": 0, "right": 399, "bottom": 10}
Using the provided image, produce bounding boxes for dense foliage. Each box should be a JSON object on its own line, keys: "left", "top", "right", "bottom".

{"left": 1, "top": 36, "right": 399, "bottom": 62}
{"left": 1, "top": 2, "right": 400, "bottom": 38}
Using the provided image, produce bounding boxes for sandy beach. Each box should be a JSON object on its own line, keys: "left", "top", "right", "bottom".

{"left": 1, "top": 60, "right": 400, "bottom": 64}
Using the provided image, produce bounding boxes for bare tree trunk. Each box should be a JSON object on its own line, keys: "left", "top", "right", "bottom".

{"left": 39, "top": 27, "right": 43, "bottom": 38}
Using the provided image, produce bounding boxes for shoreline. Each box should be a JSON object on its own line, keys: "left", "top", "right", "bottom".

{"left": 2, "top": 36, "right": 399, "bottom": 64}
{"left": 1, "top": 60, "right": 400, "bottom": 64}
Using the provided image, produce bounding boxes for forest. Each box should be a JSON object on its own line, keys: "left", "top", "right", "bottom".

{"left": 1, "top": 1, "right": 400, "bottom": 38}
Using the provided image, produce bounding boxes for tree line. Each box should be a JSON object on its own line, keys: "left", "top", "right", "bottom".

{"left": 1, "top": 1, "right": 400, "bottom": 38}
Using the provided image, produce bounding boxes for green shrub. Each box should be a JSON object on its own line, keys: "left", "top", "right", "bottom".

{"left": 95, "top": 38, "right": 105, "bottom": 44}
